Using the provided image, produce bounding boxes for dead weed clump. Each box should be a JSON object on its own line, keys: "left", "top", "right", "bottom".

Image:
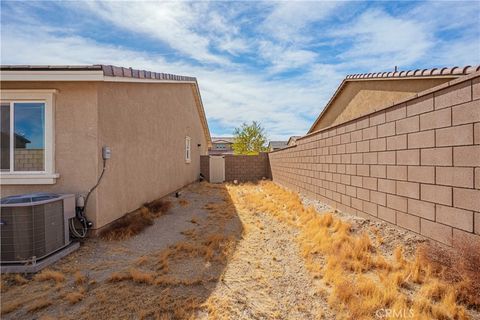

{"left": 226, "top": 181, "right": 473, "bottom": 319}
{"left": 144, "top": 199, "right": 172, "bottom": 216}
{"left": 34, "top": 269, "right": 65, "bottom": 283}
{"left": 74, "top": 271, "right": 86, "bottom": 285}
{"left": 1, "top": 300, "right": 23, "bottom": 315}
{"left": 178, "top": 199, "right": 189, "bottom": 207}
{"left": 26, "top": 299, "right": 52, "bottom": 313}
{"left": 419, "top": 236, "right": 480, "bottom": 309}
{"left": 100, "top": 199, "right": 171, "bottom": 241}
{"left": 135, "top": 255, "right": 150, "bottom": 266}
{"left": 13, "top": 274, "right": 29, "bottom": 285}
{"left": 108, "top": 269, "right": 155, "bottom": 285}
{"left": 65, "top": 288, "right": 85, "bottom": 304}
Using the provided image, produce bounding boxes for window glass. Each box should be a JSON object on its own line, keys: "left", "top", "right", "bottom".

{"left": 14, "top": 103, "right": 45, "bottom": 171}
{"left": 0, "top": 103, "right": 10, "bottom": 171}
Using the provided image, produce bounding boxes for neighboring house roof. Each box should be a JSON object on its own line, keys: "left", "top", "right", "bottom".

{"left": 211, "top": 137, "right": 234, "bottom": 144}
{"left": 308, "top": 65, "right": 480, "bottom": 134}
{"left": 268, "top": 141, "right": 288, "bottom": 149}
{"left": 287, "top": 136, "right": 301, "bottom": 146}
{"left": 14, "top": 133, "right": 31, "bottom": 146}
{"left": 0, "top": 64, "right": 211, "bottom": 146}
{"left": 1, "top": 132, "right": 31, "bottom": 147}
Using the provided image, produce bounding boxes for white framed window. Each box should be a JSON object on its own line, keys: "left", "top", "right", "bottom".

{"left": 0, "top": 90, "right": 58, "bottom": 184}
{"left": 185, "top": 136, "right": 191, "bottom": 163}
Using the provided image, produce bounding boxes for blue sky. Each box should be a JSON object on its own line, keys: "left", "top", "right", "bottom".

{"left": 1, "top": 1, "right": 479, "bottom": 140}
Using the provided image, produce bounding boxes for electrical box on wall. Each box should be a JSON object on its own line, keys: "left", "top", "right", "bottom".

{"left": 102, "top": 146, "right": 111, "bottom": 160}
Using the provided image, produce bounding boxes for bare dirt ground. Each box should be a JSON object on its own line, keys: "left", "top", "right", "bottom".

{"left": 1, "top": 181, "right": 478, "bottom": 319}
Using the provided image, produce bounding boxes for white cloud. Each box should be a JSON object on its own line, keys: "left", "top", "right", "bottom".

{"left": 1, "top": 24, "right": 332, "bottom": 140}
{"left": 258, "top": 40, "right": 317, "bottom": 73}
{"left": 75, "top": 1, "right": 233, "bottom": 65}
{"left": 261, "top": 1, "right": 342, "bottom": 43}
{"left": 410, "top": 1, "right": 480, "bottom": 32}
{"left": 253, "top": 1, "right": 345, "bottom": 73}
{"left": 1, "top": 1, "right": 478, "bottom": 140}
{"left": 333, "top": 9, "right": 433, "bottom": 69}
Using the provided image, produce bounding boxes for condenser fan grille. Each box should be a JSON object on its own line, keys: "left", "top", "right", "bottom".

{"left": 1, "top": 199, "right": 65, "bottom": 263}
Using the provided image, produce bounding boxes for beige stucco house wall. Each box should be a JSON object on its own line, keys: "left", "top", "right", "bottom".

{"left": 95, "top": 82, "right": 208, "bottom": 227}
{"left": 0, "top": 65, "right": 210, "bottom": 230}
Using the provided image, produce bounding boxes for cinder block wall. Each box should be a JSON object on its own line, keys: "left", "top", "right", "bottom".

{"left": 14, "top": 149, "right": 44, "bottom": 171}
{"left": 269, "top": 73, "right": 480, "bottom": 246}
{"left": 200, "top": 153, "right": 270, "bottom": 182}
{"left": 225, "top": 153, "right": 270, "bottom": 182}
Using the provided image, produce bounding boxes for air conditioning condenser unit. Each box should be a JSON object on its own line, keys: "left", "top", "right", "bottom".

{"left": 0, "top": 192, "right": 80, "bottom": 273}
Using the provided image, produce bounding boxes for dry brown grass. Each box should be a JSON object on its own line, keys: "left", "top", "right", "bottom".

{"left": 13, "top": 274, "right": 29, "bottom": 285}
{"left": 180, "top": 228, "right": 197, "bottom": 238}
{"left": 109, "top": 269, "right": 155, "bottom": 285}
{"left": 144, "top": 199, "right": 172, "bottom": 216}
{"left": 178, "top": 199, "right": 189, "bottom": 207}
{"left": 100, "top": 199, "right": 171, "bottom": 241}
{"left": 74, "top": 271, "right": 86, "bottom": 285}
{"left": 1, "top": 300, "right": 23, "bottom": 315}
{"left": 65, "top": 288, "right": 85, "bottom": 304}
{"left": 129, "top": 269, "right": 155, "bottom": 284}
{"left": 108, "top": 271, "right": 130, "bottom": 282}
{"left": 26, "top": 299, "right": 52, "bottom": 313}
{"left": 100, "top": 207, "right": 154, "bottom": 241}
{"left": 93, "top": 185, "right": 240, "bottom": 319}
{"left": 34, "top": 269, "right": 65, "bottom": 283}
{"left": 135, "top": 255, "right": 149, "bottom": 266}
{"left": 419, "top": 236, "right": 480, "bottom": 309}
{"left": 226, "top": 181, "right": 473, "bottom": 319}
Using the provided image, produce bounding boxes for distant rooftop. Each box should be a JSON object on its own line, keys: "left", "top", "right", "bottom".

{"left": 287, "top": 136, "right": 301, "bottom": 145}
{"left": 211, "top": 137, "right": 234, "bottom": 143}
{"left": 268, "top": 141, "right": 288, "bottom": 149}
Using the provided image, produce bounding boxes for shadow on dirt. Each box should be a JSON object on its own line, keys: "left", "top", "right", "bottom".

{"left": 1, "top": 182, "right": 244, "bottom": 320}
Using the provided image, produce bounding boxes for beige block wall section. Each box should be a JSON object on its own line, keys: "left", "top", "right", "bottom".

{"left": 0, "top": 82, "right": 100, "bottom": 223}
{"left": 95, "top": 82, "right": 208, "bottom": 228}
{"left": 14, "top": 149, "right": 44, "bottom": 171}
{"left": 269, "top": 74, "right": 480, "bottom": 246}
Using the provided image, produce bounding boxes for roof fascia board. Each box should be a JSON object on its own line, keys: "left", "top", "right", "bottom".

{"left": 191, "top": 82, "right": 212, "bottom": 147}
{"left": 307, "top": 79, "right": 347, "bottom": 133}
{"left": 0, "top": 70, "right": 197, "bottom": 84}
{"left": 1, "top": 70, "right": 104, "bottom": 81}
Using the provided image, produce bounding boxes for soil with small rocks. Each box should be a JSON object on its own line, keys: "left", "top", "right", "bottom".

{"left": 2, "top": 181, "right": 475, "bottom": 319}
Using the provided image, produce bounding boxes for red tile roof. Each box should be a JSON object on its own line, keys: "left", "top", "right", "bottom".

{"left": 346, "top": 65, "right": 480, "bottom": 79}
